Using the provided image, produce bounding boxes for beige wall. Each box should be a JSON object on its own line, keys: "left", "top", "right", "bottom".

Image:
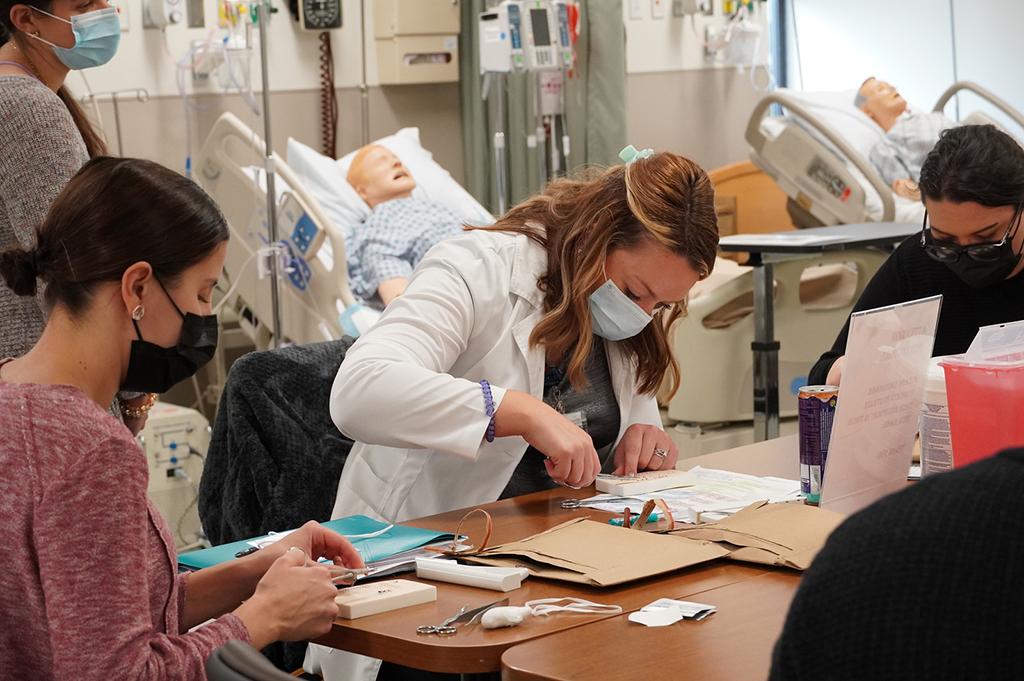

{"left": 93, "top": 69, "right": 758, "bottom": 192}
{"left": 626, "top": 68, "right": 763, "bottom": 172}
{"left": 91, "top": 82, "right": 466, "bottom": 185}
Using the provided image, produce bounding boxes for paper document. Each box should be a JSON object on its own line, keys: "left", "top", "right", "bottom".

{"left": 820, "top": 296, "right": 941, "bottom": 514}
{"left": 576, "top": 467, "right": 801, "bottom": 522}
{"left": 629, "top": 598, "right": 716, "bottom": 627}
{"left": 246, "top": 532, "right": 452, "bottom": 579}
{"left": 965, "top": 320, "right": 1024, "bottom": 362}
{"left": 246, "top": 529, "right": 297, "bottom": 549}
{"left": 357, "top": 544, "right": 457, "bottom": 579}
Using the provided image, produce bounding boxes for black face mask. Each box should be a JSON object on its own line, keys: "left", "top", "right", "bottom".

{"left": 921, "top": 205, "right": 1024, "bottom": 290}
{"left": 121, "top": 278, "right": 219, "bottom": 394}
{"left": 943, "top": 239, "right": 1022, "bottom": 289}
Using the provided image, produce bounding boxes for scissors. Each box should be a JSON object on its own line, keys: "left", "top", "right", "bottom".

{"left": 330, "top": 566, "right": 373, "bottom": 584}
{"left": 416, "top": 598, "right": 509, "bottom": 636}
{"left": 560, "top": 496, "right": 643, "bottom": 509}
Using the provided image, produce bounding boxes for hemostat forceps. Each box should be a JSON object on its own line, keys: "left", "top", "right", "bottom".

{"left": 560, "top": 496, "right": 643, "bottom": 509}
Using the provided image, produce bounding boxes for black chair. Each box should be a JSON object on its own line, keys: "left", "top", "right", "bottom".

{"left": 198, "top": 338, "right": 356, "bottom": 670}
{"left": 206, "top": 640, "right": 298, "bottom": 681}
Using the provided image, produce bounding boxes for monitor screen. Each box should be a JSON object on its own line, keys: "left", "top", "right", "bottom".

{"left": 530, "top": 8, "right": 551, "bottom": 46}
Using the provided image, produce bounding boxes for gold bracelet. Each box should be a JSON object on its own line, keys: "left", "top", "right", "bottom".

{"left": 120, "top": 393, "right": 158, "bottom": 420}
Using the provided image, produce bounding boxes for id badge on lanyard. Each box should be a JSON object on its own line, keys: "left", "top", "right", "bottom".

{"left": 563, "top": 410, "right": 588, "bottom": 431}
{"left": 550, "top": 383, "right": 587, "bottom": 431}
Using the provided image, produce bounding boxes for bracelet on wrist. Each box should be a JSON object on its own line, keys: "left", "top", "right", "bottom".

{"left": 120, "top": 393, "right": 158, "bottom": 420}
{"left": 479, "top": 380, "right": 496, "bottom": 443}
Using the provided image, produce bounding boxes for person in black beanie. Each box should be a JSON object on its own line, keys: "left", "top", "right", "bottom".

{"left": 809, "top": 124, "right": 1024, "bottom": 386}
{"left": 769, "top": 447, "right": 1024, "bottom": 680}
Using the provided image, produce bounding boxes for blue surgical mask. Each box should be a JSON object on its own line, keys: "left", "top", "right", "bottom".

{"left": 28, "top": 6, "right": 121, "bottom": 70}
{"left": 588, "top": 277, "right": 653, "bottom": 341}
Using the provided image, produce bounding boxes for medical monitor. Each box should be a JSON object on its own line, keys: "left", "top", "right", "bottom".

{"left": 530, "top": 8, "right": 551, "bottom": 46}
{"left": 522, "top": 3, "right": 559, "bottom": 70}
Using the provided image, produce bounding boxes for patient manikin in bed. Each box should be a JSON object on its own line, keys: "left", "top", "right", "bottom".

{"left": 345, "top": 145, "right": 464, "bottom": 307}
{"left": 855, "top": 77, "right": 954, "bottom": 201}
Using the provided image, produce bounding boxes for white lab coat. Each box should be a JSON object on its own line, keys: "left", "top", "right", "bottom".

{"left": 304, "top": 229, "right": 663, "bottom": 680}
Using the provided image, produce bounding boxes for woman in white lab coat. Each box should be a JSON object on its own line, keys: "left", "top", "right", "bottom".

{"left": 309, "top": 150, "right": 720, "bottom": 679}
{"left": 329, "top": 147, "right": 719, "bottom": 521}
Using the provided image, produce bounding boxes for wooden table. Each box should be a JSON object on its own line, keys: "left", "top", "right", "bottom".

{"left": 313, "top": 436, "right": 800, "bottom": 675}
{"left": 501, "top": 571, "right": 799, "bottom": 681}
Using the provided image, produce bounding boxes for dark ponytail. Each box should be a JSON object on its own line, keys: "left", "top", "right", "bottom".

{"left": 0, "top": 157, "right": 229, "bottom": 314}
{"left": 56, "top": 86, "right": 108, "bottom": 158}
{"left": 1, "top": 0, "right": 108, "bottom": 157}
{"left": 919, "top": 125, "right": 1024, "bottom": 208}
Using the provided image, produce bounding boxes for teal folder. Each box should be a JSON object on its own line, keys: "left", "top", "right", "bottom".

{"left": 178, "top": 515, "right": 453, "bottom": 571}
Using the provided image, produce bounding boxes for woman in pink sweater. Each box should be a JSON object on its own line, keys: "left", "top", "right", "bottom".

{"left": 0, "top": 157, "right": 364, "bottom": 679}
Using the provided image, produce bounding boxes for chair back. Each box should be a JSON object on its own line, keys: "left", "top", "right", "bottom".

{"left": 206, "top": 641, "right": 297, "bottom": 681}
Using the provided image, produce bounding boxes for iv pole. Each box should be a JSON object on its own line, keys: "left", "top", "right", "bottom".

{"left": 359, "top": 0, "right": 371, "bottom": 145}
{"left": 483, "top": 72, "right": 509, "bottom": 216}
{"left": 482, "top": 0, "right": 509, "bottom": 215}
{"left": 257, "top": 0, "right": 283, "bottom": 349}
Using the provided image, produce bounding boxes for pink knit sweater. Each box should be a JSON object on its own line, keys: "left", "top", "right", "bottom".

{"left": 0, "top": 376, "right": 250, "bottom": 679}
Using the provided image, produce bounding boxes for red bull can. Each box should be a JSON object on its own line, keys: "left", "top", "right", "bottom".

{"left": 798, "top": 385, "right": 838, "bottom": 506}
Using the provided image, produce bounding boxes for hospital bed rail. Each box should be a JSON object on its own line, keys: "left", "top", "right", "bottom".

{"left": 196, "top": 112, "right": 357, "bottom": 349}
{"left": 932, "top": 81, "right": 1024, "bottom": 133}
{"left": 746, "top": 90, "right": 896, "bottom": 226}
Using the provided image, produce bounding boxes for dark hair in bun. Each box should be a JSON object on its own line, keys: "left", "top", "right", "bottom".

{"left": 0, "top": 246, "right": 39, "bottom": 297}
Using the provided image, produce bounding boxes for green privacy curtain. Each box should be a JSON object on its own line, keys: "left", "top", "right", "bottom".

{"left": 460, "top": 0, "right": 627, "bottom": 216}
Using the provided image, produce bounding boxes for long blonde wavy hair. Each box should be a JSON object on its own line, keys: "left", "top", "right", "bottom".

{"left": 471, "top": 152, "right": 719, "bottom": 397}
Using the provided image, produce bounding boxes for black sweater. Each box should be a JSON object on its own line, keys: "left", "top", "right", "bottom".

{"left": 769, "top": 448, "right": 1024, "bottom": 681}
{"left": 809, "top": 235, "right": 1024, "bottom": 384}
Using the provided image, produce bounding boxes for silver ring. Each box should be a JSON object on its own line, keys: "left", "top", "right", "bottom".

{"left": 653, "top": 448, "right": 668, "bottom": 459}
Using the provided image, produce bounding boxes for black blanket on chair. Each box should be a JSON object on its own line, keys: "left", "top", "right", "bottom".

{"left": 200, "top": 338, "right": 356, "bottom": 544}
{"left": 198, "top": 338, "right": 356, "bottom": 672}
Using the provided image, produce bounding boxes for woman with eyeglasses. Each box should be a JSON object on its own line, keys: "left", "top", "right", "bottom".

{"left": 810, "top": 124, "right": 1024, "bottom": 386}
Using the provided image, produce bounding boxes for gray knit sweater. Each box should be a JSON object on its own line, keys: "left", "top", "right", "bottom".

{"left": 0, "top": 75, "right": 89, "bottom": 358}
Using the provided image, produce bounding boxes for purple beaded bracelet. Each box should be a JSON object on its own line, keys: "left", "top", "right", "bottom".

{"left": 480, "top": 380, "right": 496, "bottom": 443}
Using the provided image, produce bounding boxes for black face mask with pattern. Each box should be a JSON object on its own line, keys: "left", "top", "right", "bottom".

{"left": 120, "top": 278, "right": 218, "bottom": 394}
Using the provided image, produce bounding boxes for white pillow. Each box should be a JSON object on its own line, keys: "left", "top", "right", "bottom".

{"left": 776, "top": 88, "right": 885, "bottom": 160}
{"left": 286, "top": 128, "right": 494, "bottom": 239}
{"left": 286, "top": 138, "right": 368, "bottom": 241}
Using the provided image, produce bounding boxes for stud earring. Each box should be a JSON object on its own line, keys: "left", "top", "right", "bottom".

{"left": 131, "top": 305, "right": 145, "bottom": 321}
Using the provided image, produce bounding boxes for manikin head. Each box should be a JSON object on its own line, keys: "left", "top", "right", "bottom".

{"left": 346, "top": 144, "right": 416, "bottom": 208}
{"left": 855, "top": 77, "right": 908, "bottom": 132}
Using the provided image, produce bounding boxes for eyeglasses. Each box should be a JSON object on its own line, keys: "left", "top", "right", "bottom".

{"left": 920, "top": 205, "right": 1024, "bottom": 264}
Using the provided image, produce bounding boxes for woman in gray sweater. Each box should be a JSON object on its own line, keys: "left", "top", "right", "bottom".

{"left": 0, "top": 0, "right": 115, "bottom": 358}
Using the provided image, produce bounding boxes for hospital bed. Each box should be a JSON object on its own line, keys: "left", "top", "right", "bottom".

{"left": 746, "top": 81, "right": 1024, "bottom": 228}
{"left": 661, "top": 248, "right": 887, "bottom": 425}
{"left": 660, "top": 156, "right": 884, "bottom": 426}
{"left": 196, "top": 113, "right": 494, "bottom": 350}
{"left": 196, "top": 112, "right": 356, "bottom": 349}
